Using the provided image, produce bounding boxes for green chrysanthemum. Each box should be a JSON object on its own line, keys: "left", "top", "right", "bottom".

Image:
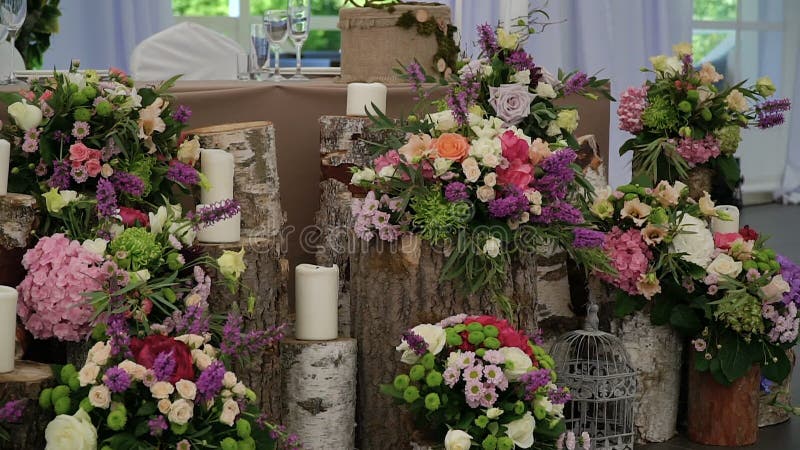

{"left": 716, "top": 125, "right": 742, "bottom": 155}
{"left": 128, "top": 157, "right": 156, "bottom": 196}
{"left": 641, "top": 96, "right": 680, "bottom": 131}
{"left": 109, "top": 227, "right": 163, "bottom": 271}
{"left": 410, "top": 188, "right": 472, "bottom": 244}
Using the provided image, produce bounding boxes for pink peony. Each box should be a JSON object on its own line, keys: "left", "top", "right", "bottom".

{"left": 673, "top": 135, "right": 721, "bottom": 166}
{"left": 499, "top": 130, "right": 529, "bottom": 162}
{"left": 17, "top": 234, "right": 109, "bottom": 341}
{"left": 597, "top": 227, "right": 653, "bottom": 296}
{"left": 496, "top": 159, "right": 533, "bottom": 190}
{"left": 617, "top": 85, "right": 648, "bottom": 133}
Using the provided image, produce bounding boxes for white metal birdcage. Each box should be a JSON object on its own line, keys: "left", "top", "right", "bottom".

{"left": 550, "top": 304, "right": 636, "bottom": 450}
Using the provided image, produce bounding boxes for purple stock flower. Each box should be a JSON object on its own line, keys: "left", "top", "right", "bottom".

{"left": 520, "top": 368, "right": 551, "bottom": 400}
{"left": 488, "top": 188, "right": 529, "bottom": 219}
{"left": 572, "top": 228, "right": 606, "bottom": 249}
{"left": 196, "top": 360, "right": 226, "bottom": 402}
{"left": 103, "top": 366, "right": 132, "bottom": 393}
{"left": 166, "top": 161, "right": 200, "bottom": 185}
{"left": 778, "top": 254, "right": 800, "bottom": 306}
{"left": 506, "top": 49, "right": 538, "bottom": 74}
{"left": 47, "top": 160, "right": 72, "bottom": 189}
{"left": 174, "top": 303, "right": 211, "bottom": 336}
{"left": 148, "top": 415, "right": 168, "bottom": 437}
{"left": 172, "top": 105, "right": 192, "bottom": 124}
{"left": 447, "top": 74, "right": 481, "bottom": 126}
{"left": 188, "top": 198, "right": 241, "bottom": 228}
{"left": 153, "top": 351, "right": 176, "bottom": 381}
{"left": 111, "top": 171, "right": 145, "bottom": 196}
{"left": 564, "top": 71, "right": 589, "bottom": 95}
{"left": 532, "top": 149, "right": 577, "bottom": 200}
{"left": 477, "top": 23, "right": 499, "bottom": 55}
{"left": 106, "top": 312, "right": 131, "bottom": 357}
{"left": 444, "top": 182, "right": 470, "bottom": 202}
{"left": 406, "top": 61, "right": 428, "bottom": 100}
{"left": 532, "top": 202, "right": 584, "bottom": 225}
{"left": 96, "top": 178, "right": 119, "bottom": 217}
{"left": 402, "top": 330, "right": 429, "bottom": 356}
{"left": 0, "top": 399, "right": 26, "bottom": 424}
{"left": 548, "top": 386, "right": 572, "bottom": 404}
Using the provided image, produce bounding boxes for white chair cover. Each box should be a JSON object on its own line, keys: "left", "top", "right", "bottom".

{"left": 130, "top": 22, "right": 244, "bottom": 81}
{"left": 0, "top": 41, "right": 25, "bottom": 80}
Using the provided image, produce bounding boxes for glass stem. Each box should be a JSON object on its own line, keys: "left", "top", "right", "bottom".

{"left": 7, "top": 34, "right": 14, "bottom": 83}
{"left": 294, "top": 41, "right": 304, "bottom": 76}
{"left": 273, "top": 46, "right": 281, "bottom": 78}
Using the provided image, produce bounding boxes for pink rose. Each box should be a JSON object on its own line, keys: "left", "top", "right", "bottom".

{"left": 119, "top": 207, "right": 150, "bottom": 227}
{"left": 496, "top": 159, "right": 533, "bottom": 190}
{"left": 500, "top": 130, "right": 529, "bottom": 162}
{"left": 69, "top": 142, "right": 91, "bottom": 162}
{"left": 88, "top": 149, "right": 103, "bottom": 161}
{"left": 85, "top": 159, "right": 102, "bottom": 177}
{"left": 714, "top": 232, "right": 741, "bottom": 251}
{"left": 488, "top": 84, "right": 537, "bottom": 126}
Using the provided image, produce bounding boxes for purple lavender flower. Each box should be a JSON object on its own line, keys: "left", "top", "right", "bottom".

{"left": 572, "top": 228, "right": 606, "bottom": 249}
{"left": 96, "top": 178, "right": 119, "bottom": 217}
{"left": 153, "top": 351, "right": 176, "bottom": 381}
{"left": 196, "top": 360, "right": 226, "bottom": 402}
{"left": 0, "top": 399, "right": 26, "bottom": 423}
{"left": 103, "top": 366, "right": 132, "bottom": 393}
{"left": 219, "top": 312, "right": 286, "bottom": 363}
{"left": 444, "top": 182, "right": 470, "bottom": 202}
{"left": 406, "top": 61, "right": 428, "bottom": 100}
{"left": 402, "top": 330, "right": 429, "bottom": 356}
{"left": 111, "top": 171, "right": 145, "bottom": 196}
{"left": 188, "top": 198, "right": 241, "bottom": 229}
{"left": 488, "top": 188, "right": 529, "bottom": 219}
{"left": 477, "top": 23, "right": 499, "bottom": 56}
{"left": 548, "top": 386, "right": 573, "bottom": 404}
{"left": 172, "top": 105, "right": 192, "bottom": 124}
{"left": 173, "top": 303, "right": 211, "bottom": 336}
{"left": 47, "top": 160, "right": 72, "bottom": 189}
{"left": 166, "top": 161, "right": 200, "bottom": 185}
{"left": 532, "top": 202, "right": 584, "bottom": 225}
{"left": 758, "top": 112, "right": 785, "bottom": 129}
{"left": 106, "top": 312, "right": 130, "bottom": 357}
{"left": 756, "top": 98, "right": 791, "bottom": 129}
{"left": 564, "top": 71, "right": 589, "bottom": 95}
{"left": 520, "top": 368, "right": 551, "bottom": 400}
{"left": 446, "top": 74, "right": 481, "bottom": 126}
{"left": 148, "top": 415, "right": 168, "bottom": 437}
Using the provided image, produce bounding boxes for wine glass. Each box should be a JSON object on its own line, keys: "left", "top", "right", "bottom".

{"left": 264, "top": 9, "right": 289, "bottom": 82}
{"left": 0, "top": 0, "right": 26, "bottom": 85}
{"left": 288, "top": 0, "right": 311, "bottom": 81}
{"left": 250, "top": 23, "right": 270, "bottom": 79}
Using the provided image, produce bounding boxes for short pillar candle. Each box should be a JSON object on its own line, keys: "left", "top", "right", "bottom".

{"left": 196, "top": 204, "right": 241, "bottom": 243}
{"left": 295, "top": 264, "right": 339, "bottom": 340}
{"left": 200, "top": 148, "right": 235, "bottom": 204}
{"left": 346, "top": 83, "right": 387, "bottom": 116}
{"left": 0, "top": 286, "right": 18, "bottom": 373}
{"left": 711, "top": 205, "right": 740, "bottom": 234}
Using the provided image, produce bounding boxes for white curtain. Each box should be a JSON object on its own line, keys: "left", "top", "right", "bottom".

{"left": 779, "top": 45, "right": 800, "bottom": 203}
{"left": 40, "top": 0, "right": 173, "bottom": 72}
{"left": 441, "top": 0, "right": 693, "bottom": 187}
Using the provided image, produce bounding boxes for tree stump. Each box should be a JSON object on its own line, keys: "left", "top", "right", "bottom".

{"left": 759, "top": 349, "right": 795, "bottom": 427}
{"left": 0, "top": 360, "right": 55, "bottom": 450}
{"left": 190, "top": 121, "right": 285, "bottom": 238}
{"left": 612, "top": 309, "right": 682, "bottom": 443}
{"left": 0, "top": 194, "right": 37, "bottom": 287}
{"left": 280, "top": 337, "right": 357, "bottom": 450}
{"left": 199, "top": 238, "right": 289, "bottom": 422}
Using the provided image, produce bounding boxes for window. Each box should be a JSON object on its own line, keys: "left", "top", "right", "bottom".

{"left": 172, "top": 0, "right": 345, "bottom": 66}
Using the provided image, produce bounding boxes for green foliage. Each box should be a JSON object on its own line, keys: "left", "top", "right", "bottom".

{"left": 15, "top": 0, "right": 61, "bottom": 69}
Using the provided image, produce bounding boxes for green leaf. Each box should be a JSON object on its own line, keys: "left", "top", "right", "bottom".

{"left": 0, "top": 91, "right": 23, "bottom": 107}
{"left": 613, "top": 290, "right": 646, "bottom": 318}
{"left": 630, "top": 172, "right": 654, "bottom": 188}
{"left": 715, "top": 155, "right": 741, "bottom": 189}
{"left": 135, "top": 402, "right": 156, "bottom": 417}
{"left": 762, "top": 346, "right": 791, "bottom": 383}
{"left": 694, "top": 351, "right": 710, "bottom": 372}
{"left": 709, "top": 358, "right": 729, "bottom": 385}
{"left": 718, "top": 333, "right": 752, "bottom": 383}
{"left": 650, "top": 295, "right": 678, "bottom": 326}
{"left": 668, "top": 304, "right": 702, "bottom": 335}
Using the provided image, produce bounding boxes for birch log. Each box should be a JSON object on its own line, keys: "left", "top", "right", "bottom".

{"left": 759, "top": 349, "right": 795, "bottom": 427}
{"left": 280, "top": 337, "right": 357, "bottom": 450}
{"left": 190, "top": 121, "right": 284, "bottom": 238}
{"left": 612, "top": 309, "right": 682, "bottom": 443}
{"left": 0, "top": 360, "right": 55, "bottom": 450}
{"left": 198, "top": 238, "right": 289, "bottom": 421}
{"left": 0, "top": 194, "right": 37, "bottom": 287}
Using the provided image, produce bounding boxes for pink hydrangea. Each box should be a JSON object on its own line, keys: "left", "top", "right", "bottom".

{"left": 17, "top": 234, "right": 109, "bottom": 341}
{"left": 617, "top": 85, "right": 648, "bottom": 133}
{"left": 598, "top": 227, "right": 653, "bottom": 296}
{"left": 673, "top": 135, "right": 721, "bottom": 166}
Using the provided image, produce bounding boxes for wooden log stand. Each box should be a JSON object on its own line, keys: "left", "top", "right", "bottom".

{"left": 0, "top": 360, "right": 55, "bottom": 450}
{"left": 0, "top": 193, "right": 37, "bottom": 287}
{"left": 759, "top": 349, "right": 795, "bottom": 427}
{"left": 280, "top": 337, "right": 357, "bottom": 450}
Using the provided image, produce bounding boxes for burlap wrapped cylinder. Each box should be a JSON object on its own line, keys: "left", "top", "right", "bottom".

{"left": 339, "top": 5, "right": 451, "bottom": 83}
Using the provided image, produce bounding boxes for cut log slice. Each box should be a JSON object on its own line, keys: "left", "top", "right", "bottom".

{"left": 0, "top": 360, "right": 55, "bottom": 450}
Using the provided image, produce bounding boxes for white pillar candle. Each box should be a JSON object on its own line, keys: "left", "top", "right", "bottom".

{"left": 0, "top": 139, "right": 10, "bottom": 196}
{"left": 346, "top": 83, "right": 387, "bottom": 116}
{"left": 711, "top": 205, "right": 740, "bottom": 234}
{"left": 0, "top": 286, "right": 17, "bottom": 373}
{"left": 200, "top": 148, "right": 235, "bottom": 204}
{"left": 196, "top": 204, "right": 241, "bottom": 243}
{"left": 295, "top": 264, "right": 339, "bottom": 340}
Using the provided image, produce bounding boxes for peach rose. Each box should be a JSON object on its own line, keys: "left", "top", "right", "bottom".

{"left": 158, "top": 399, "right": 172, "bottom": 414}
{"left": 433, "top": 133, "right": 470, "bottom": 162}
{"left": 150, "top": 381, "right": 175, "bottom": 399}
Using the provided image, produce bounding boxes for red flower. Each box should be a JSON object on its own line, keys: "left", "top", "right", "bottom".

{"left": 714, "top": 232, "right": 741, "bottom": 250}
{"left": 496, "top": 159, "right": 533, "bottom": 190}
{"left": 130, "top": 335, "right": 195, "bottom": 383}
{"left": 464, "top": 315, "right": 533, "bottom": 356}
{"left": 739, "top": 225, "right": 759, "bottom": 242}
{"left": 119, "top": 207, "right": 149, "bottom": 227}
{"left": 500, "top": 130, "right": 529, "bottom": 162}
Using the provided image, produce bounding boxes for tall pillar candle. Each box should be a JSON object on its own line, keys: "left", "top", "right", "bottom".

{"left": 295, "top": 264, "right": 339, "bottom": 340}
{"left": 200, "top": 148, "right": 235, "bottom": 204}
{"left": 0, "top": 286, "right": 17, "bottom": 373}
{"left": 346, "top": 83, "right": 387, "bottom": 116}
{"left": 0, "top": 139, "right": 10, "bottom": 196}
{"left": 711, "top": 205, "right": 740, "bottom": 234}
{"left": 196, "top": 204, "right": 241, "bottom": 243}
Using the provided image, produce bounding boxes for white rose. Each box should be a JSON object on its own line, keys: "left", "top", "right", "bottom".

{"left": 223, "top": 372, "right": 238, "bottom": 389}
{"left": 59, "top": 190, "right": 79, "bottom": 204}
{"left": 512, "top": 70, "right": 531, "bottom": 85}
{"left": 78, "top": 363, "right": 100, "bottom": 387}
{"left": 706, "top": 254, "right": 743, "bottom": 279}
{"left": 221, "top": 389, "right": 233, "bottom": 398}
{"left": 203, "top": 344, "right": 218, "bottom": 358}
{"left": 396, "top": 323, "right": 447, "bottom": 364}
{"left": 88, "top": 342, "right": 111, "bottom": 366}
{"left": 482, "top": 154, "right": 500, "bottom": 168}
{"left": 444, "top": 429, "right": 472, "bottom": 450}
{"left": 192, "top": 349, "right": 213, "bottom": 370}
{"left": 158, "top": 399, "right": 172, "bottom": 414}
{"left": 219, "top": 398, "right": 240, "bottom": 426}
{"left": 149, "top": 206, "right": 168, "bottom": 235}
{"left": 461, "top": 157, "right": 481, "bottom": 183}
{"left": 175, "top": 334, "right": 206, "bottom": 349}
{"left": 81, "top": 238, "right": 108, "bottom": 257}
{"left": 168, "top": 399, "right": 194, "bottom": 425}
{"left": 8, "top": 101, "right": 44, "bottom": 131}
{"left": 482, "top": 236, "right": 502, "bottom": 258}
{"left": 486, "top": 407, "right": 504, "bottom": 419}
{"left": 671, "top": 214, "right": 715, "bottom": 268}
{"left": 761, "top": 274, "right": 791, "bottom": 303}
{"left": 499, "top": 347, "right": 533, "bottom": 380}
{"left": 505, "top": 412, "right": 536, "bottom": 448}
{"left": 427, "top": 110, "right": 458, "bottom": 132}
{"left": 45, "top": 408, "right": 97, "bottom": 450}
{"left": 177, "top": 137, "right": 201, "bottom": 165}
{"left": 232, "top": 382, "right": 247, "bottom": 397}
{"left": 350, "top": 167, "right": 376, "bottom": 185}
{"left": 484, "top": 172, "right": 497, "bottom": 187}
{"left": 117, "top": 360, "right": 147, "bottom": 380}
{"left": 535, "top": 82, "right": 557, "bottom": 99}
{"left": 150, "top": 381, "right": 175, "bottom": 399}
{"left": 477, "top": 185, "right": 496, "bottom": 202}
{"left": 88, "top": 385, "right": 111, "bottom": 409}
{"left": 433, "top": 157, "right": 453, "bottom": 176}
{"left": 175, "top": 379, "right": 197, "bottom": 400}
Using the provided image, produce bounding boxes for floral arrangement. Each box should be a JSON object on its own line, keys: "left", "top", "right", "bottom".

{"left": 0, "top": 399, "right": 26, "bottom": 443}
{"left": 381, "top": 315, "right": 573, "bottom": 450}
{"left": 617, "top": 42, "right": 791, "bottom": 189}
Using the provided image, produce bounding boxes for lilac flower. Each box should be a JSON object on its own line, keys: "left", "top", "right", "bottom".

{"left": 548, "top": 386, "right": 573, "bottom": 404}
{"left": 96, "top": 178, "right": 119, "bottom": 217}
{"left": 506, "top": 49, "right": 537, "bottom": 73}
{"left": 72, "top": 121, "right": 91, "bottom": 140}
{"left": 444, "top": 182, "right": 470, "bottom": 202}
{"left": 406, "top": 61, "right": 428, "bottom": 100}
{"left": 0, "top": 399, "right": 26, "bottom": 423}
{"left": 103, "top": 366, "right": 132, "bottom": 393}
{"left": 196, "top": 360, "right": 226, "bottom": 402}
{"left": 402, "top": 330, "right": 428, "bottom": 356}
{"left": 70, "top": 166, "right": 88, "bottom": 183}
{"left": 564, "top": 71, "right": 589, "bottom": 95}
{"left": 520, "top": 368, "right": 551, "bottom": 399}
{"left": 153, "top": 351, "right": 176, "bottom": 381}
{"left": 172, "top": 105, "right": 192, "bottom": 124}
{"left": 188, "top": 198, "right": 241, "bottom": 229}
{"left": 111, "top": 171, "right": 145, "bottom": 196}
{"left": 572, "top": 228, "right": 606, "bottom": 249}
{"left": 488, "top": 188, "right": 529, "bottom": 218}
{"left": 477, "top": 23, "right": 499, "bottom": 55}
{"left": 148, "top": 415, "right": 168, "bottom": 437}
{"left": 166, "top": 161, "right": 200, "bottom": 185}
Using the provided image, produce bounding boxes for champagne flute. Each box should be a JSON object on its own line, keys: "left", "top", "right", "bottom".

{"left": 264, "top": 10, "right": 289, "bottom": 82}
{"left": 288, "top": 0, "right": 311, "bottom": 81}
{"left": 0, "top": 0, "right": 26, "bottom": 85}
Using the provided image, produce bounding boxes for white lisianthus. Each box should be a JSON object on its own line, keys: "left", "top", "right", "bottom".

{"left": 427, "top": 110, "right": 458, "bottom": 132}
{"left": 149, "top": 206, "right": 169, "bottom": 234}
{"left": 351, "top": 167, "right": 376, "bottom": 185}
{"left": 505, "top": 412, "right": 536, "bottom": 448}
{"left": 725, "top": 89, "right": 749, "bottom": 112}
{"left": 650, "top": 55, "right": 682, "bottom": 77}
{"left": 497, "top": 28, "right": 519, "bottom": 49}
{"left": 444, "top": 429, "right": 473, "bottom": 450}
{"left": 88, "top": 385, "right": 111, "bottom": 409}
{"left": 481, "top": 65, "right": 494, "bottom": 77}
{"left": 219, "top": 398, "right": 240, "bottom": 426}
{"left": 223, "top": 372, "right": 238, "bottom": 389}
{"left": 756, "top": 76, "right": 776, "bottom": 97}
{"left": 8, "top": 101, "right": 44, "bottom": 131}
{"left": 545, "top": 121, "right": 562, "bottom": 137}
{"left": 671, "top": 214, "right": 715, "bottom": 268}
{"left": 672, "top": 41, "right": 693, "bottom": 57}
{"left": 396, "top": 324, "right": 447, "bottom": 364}
{"left": 433, "top": 157, "right": 453, "bottom": 176}
{"left": 44, "top": 408, "right": 97, "bottom": 450}
{"left": 378, "top": 165, "right": 397, "bottom": 180}
{"left": 535, "top": 82, "right": 557, "bottom": 99}
{"left": 486, "top": 407, "right": 504, "bottom": 419}
{"left": 168, "top": 222, "right": 196, "bottom": 247}
{"left": 232, "top": 382, "right": 247, "bottom": 397}
{"left": 499, "top": 347, "right": 533, "bottom": 380}
{"left": 706, "top": 254, "right": 743, "bottom": 279}
{"left": 556, "top": 109, "right": 580, "bottom": 133}
{"left": 761, "top": 275, "right": 791, "bottom": 303}
{"left": 471, "top": 117, "right": 504, "bottom": 139}
{"left": 482, "top": 236, "right": 502, "bottom": 258}
{"left": 130, "top": 269, "right": 151, "bottom": 283}
{"left": 66, "top": 72, "right": 87, "bottom": 90}
{"left": 177, "top": 137, "right": 201, "bottom": 165}
{"left": 511, "top": 70, "right": 531, "bottom": 85}
{"left": 81, "top": 238, "right": 108, "bottom": 257}
{"left": 168, "top": 399, "right": 194, "bottom": 425}
{"left": 469, "top": 137, "right": 502, "bottom": 160}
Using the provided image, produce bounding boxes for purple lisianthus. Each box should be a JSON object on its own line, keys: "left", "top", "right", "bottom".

{"left": 444, "top": 182, "right": 470, "bottom": 202}
{"left": 572, "top": 228, "right": 606, "bottom": 249}
{"left": 488, "top": 84, "right": 537, "bottom": 126}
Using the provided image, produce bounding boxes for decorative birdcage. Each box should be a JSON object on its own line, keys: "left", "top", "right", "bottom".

{"left": 550, "top": 303, "right": 636, "bottom": 450}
